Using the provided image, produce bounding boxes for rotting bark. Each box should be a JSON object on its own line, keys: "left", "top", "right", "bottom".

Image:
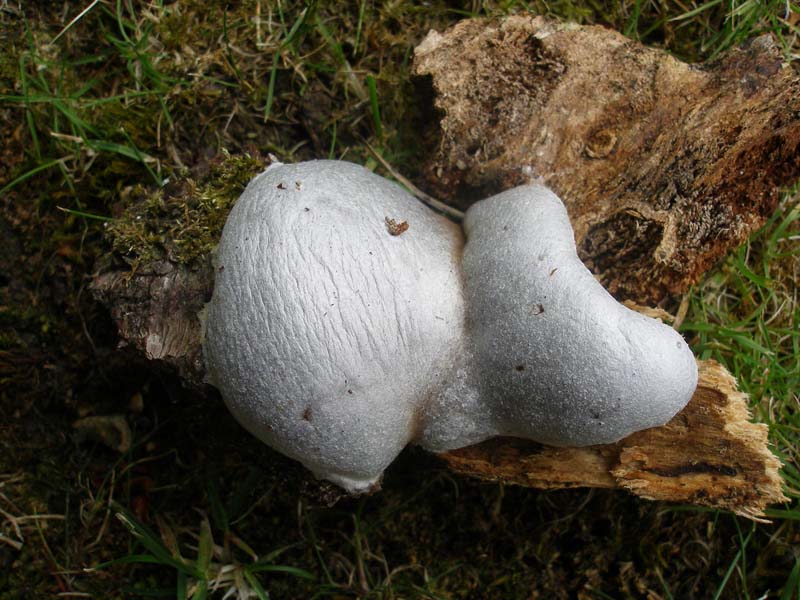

{"left": 413, "top": 16, "right": 800, "bottom": 304}
{"left": 91, "top": 261, "right": 787, "bottom": 519}
{"left": 91, "top": 258, "right": 213, "bottom": 388}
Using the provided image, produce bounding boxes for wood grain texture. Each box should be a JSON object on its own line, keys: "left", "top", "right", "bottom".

{"left": 440, "top": 360, "right": 786, "bottom": 520}
{"left": 414, "top": 16, "right": 800, "bottom": 304}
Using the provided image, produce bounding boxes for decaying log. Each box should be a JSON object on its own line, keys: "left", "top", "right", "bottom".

{"left": 90, "top": 19, "right": 796, "bottom": 519}
{"left": 91, "top": 260, "right": 787, "bottom": 519}
{"left": 441, "top": 360, "right": 787, "bottom": 521}
{"left": 414, "top": 16, "right": 800, "bottom": 304}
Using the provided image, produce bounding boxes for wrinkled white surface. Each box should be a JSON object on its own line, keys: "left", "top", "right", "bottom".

{"left": 204, "top": 161, "right": 698, "bottom": 492}
{"left": 459, "top": 186, "right": 698, "bottom": 447}
{"left": 204, "top": 160, "right": 466, "bottom": 491}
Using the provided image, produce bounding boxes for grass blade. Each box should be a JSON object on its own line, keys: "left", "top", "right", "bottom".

{"left": 712, "top": 524, "right": 753, "bottom": 600}
{"left": 282, "top": 6, "right": 311, "bottom": 50}
{"left": 195, "top": 517, "right": 214, "bottom": 576}
{"left": 0, "top": 158, "right": 65, "bottom": 197}
{"left": 671, "top": 0, "right": 724, "bottom": 21}
{"left": 87, "top": 553, "right": 175, "bottom": 571}
{"left": 114, "top": 505, "right": 199, "bottom": 577}
{"left": 53, "top": 0, "right": 102, "bottom": 44}
{"left": 18, "top": 53, "right": 41, "bottom": 160}
{"left": 780, "top": 557, "right": 800, "bottom": 600}
{"left": 192, "top": 579, "right": 208, "bottom": 600}
{"left": 366, "top": 74, "right": 383, "bottom": 142}
{"left": 176, "top": 571, "right": 188, "bottom": 600}
{"left": 87, "top": 138, "right": 151, "bottom": 162}
{"left": 243, "top": 569, "right": 271, "bottom": 600}
{"left": 247, "top": 564, "right": 315, "bottom": 579}
{"left": 355, "top": 0, "right": 367, "bottom": 54}
{"left": 57, "top": 206, "right": 114, "bottom": 222}
{"left": 264, "top": 53, "right": 279, "bottom": 122}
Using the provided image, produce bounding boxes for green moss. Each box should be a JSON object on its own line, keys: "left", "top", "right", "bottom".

{"left": 106, "top": 151, "right": 266, "bottom": 265}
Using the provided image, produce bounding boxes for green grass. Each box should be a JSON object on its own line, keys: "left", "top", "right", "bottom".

{"left": 1, "top": 0, "right": 799, "bottom": 598}
{"left": 681, "top": 189, "right": 800, "bottom": 494}
{"left": 670, "top": 0, "right": 800, "bottom": 58}
{"left": 92, "top": 503, "right": 314, "bottom": 599}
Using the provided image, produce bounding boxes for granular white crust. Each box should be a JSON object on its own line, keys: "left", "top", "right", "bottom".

{"left": 204, "top": 160, "right": 466, "bottom": 491}
{"left": 204, "top": 162, "right": 698, "bottom": 491}
{"left": 459, "top": 185, "right": 698, "bottom": 447}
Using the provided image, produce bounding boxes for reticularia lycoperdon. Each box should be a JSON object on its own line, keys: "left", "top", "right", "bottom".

{"left": 204, "top": 160, "right": 698, "bottom": 492}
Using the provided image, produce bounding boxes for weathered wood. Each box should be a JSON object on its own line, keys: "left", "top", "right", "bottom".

{"left": 91, "top": 258, "right": 212, "bottom": 388}
{"left": 414, "top": 16, "right": 800, "bottom": 304}
{"left": 440, "top": 360, "right": 787, "bottom": 521}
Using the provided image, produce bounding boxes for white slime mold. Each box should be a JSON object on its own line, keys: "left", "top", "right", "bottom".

{"left": 204, "top": 160, "right": 698, "bottom": 492}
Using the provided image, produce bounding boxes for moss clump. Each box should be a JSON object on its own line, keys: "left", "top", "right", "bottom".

{"left": 106, "top": 151, "right": 266, "bottom": 265}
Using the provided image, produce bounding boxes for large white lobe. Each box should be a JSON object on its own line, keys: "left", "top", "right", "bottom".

{"left": 204, "top": 160, "right": 466, "bottom": 491}
{"left": 455, "top": 185, "right": 698, "bottom": 448}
